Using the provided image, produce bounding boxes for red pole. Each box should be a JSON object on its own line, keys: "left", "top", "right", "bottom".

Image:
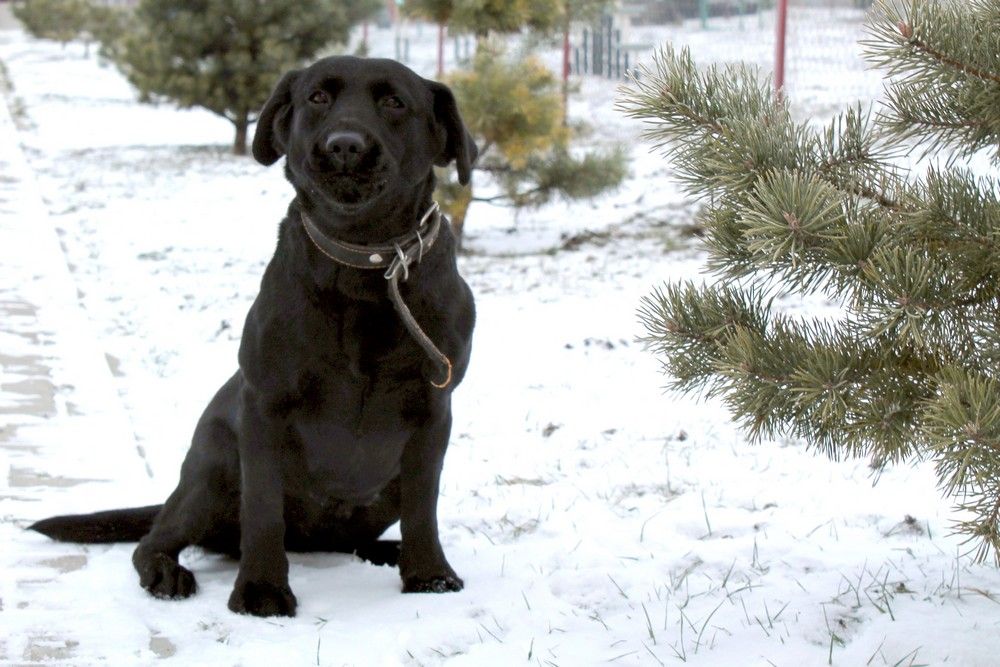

{"left": 775, "top": 0, "right": 788, "bottom": 99}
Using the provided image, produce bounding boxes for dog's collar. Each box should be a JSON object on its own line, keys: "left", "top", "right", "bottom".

{"left": 299, "top": 201, "right": 454, "bottom": 389}
{"left": 299, "top": 202, "right": 442, "bottom": 277}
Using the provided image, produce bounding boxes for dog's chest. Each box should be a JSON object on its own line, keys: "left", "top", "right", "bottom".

{"left": 287, "top": 365, "right": 426, "bottom": 503}
{"left": 291, "top": 416, "right": 411, "bottom": 503}
{"left": 254, "top": 278, "right": 433, "bottom": 501}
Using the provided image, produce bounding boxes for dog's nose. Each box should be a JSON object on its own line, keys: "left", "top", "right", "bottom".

{"left": 323, "top": 131, "right": 368, "bottom": 169}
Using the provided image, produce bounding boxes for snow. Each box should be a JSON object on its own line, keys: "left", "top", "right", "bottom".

{"left": 2, "top": 7, "right": 1000, "bottom": 666}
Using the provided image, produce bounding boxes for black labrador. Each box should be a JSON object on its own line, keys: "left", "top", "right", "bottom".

{"left": 29, "top": 56, "right": 478, "bottom": 617}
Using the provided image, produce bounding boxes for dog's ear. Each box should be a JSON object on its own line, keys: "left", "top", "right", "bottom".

{"left": 252, "top": 69, "right": 302, "bottom": 166}
{"left": 427, "top": 81, "right": 478, "bottom": 186}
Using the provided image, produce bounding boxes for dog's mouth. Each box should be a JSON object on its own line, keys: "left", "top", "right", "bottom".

{"left": 316, "top": 171, "right": 390, "bottom": 208}
{"left": 303, "top": 147, "right": 392, "bottom": 210}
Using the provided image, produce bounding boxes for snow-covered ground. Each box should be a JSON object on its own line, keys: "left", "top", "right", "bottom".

{"left": 2, "top": 7, "right": 1000, "bottom": 666}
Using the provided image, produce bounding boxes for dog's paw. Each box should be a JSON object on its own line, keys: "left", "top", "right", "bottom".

{"left": 135, "top": 552, "right": 197, "bottom": 599}
{"left": 402, "top": 573, "right": 464, "bottom": 593}
{"left": 227, "top": 579, "right": 298, "bottom": 617}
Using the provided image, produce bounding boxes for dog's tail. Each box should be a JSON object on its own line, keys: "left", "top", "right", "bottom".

{"left": 28, "top": 505, "right": 162, "bottom": 543}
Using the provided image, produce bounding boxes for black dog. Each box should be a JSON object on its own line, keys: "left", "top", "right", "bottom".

{"left": 29, "top": 56, "right": 477, "bottom": 617}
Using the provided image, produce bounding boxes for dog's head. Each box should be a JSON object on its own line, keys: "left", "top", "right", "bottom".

{"left": 252, "top": 57, "right": 477, "bottom": 218}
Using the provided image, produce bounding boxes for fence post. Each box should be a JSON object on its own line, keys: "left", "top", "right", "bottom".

{"left": 593, "top": 24, "right": 603, "bottom": 76}
{"left": 606, "top": 17, "right": 614, "bottom": 77}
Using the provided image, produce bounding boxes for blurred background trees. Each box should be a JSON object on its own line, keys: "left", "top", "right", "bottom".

{"left": 98, "top": 0, "right": 380, "bottom": 155}
{"left": 406, "top": 0, "right": 626, "bottom": 240}
{"left": 13, "top": 0, "right": 88, "bottom": 46}
{"left": 11, "top": 0, "right": 626, "bottom": 230}
{"left": 14, "top": 0, "right": 380, "bottom": 153}
{"left": 85, "top": 0, "right": 381, "bottom": 155}
{"left": 12, "top": 0, "right": 111, "bottom": 54}
{"left": 441, "top": 41, "right": 626, "bottom": 239}
{"left": 401, "top": 0, "right": 454, "bottom": 76}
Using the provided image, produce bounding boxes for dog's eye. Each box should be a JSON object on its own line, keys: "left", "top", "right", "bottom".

{"left": 308, "top": 90, "right": 329, "bottom": 105}
{"left": 380, "top": 95, "right": 405, "bottom": 110}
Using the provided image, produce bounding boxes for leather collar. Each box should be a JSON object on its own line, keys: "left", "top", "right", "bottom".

{"left": 300, "top": 202, "right": 442, "bottom": 274}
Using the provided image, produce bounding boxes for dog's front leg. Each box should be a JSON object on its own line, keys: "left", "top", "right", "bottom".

{"left": 227, "top": 391, "right": 297, "bottom": 617}
{"left": 399, "top": 402, "right": 463, "bottom": 593}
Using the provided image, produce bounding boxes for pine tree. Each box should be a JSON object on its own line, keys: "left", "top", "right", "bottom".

{"left": 619, "top": 0, "right": 1000, "bottom": 560}
{"left": 440, "top": 40, "right": 626, "bottom": 240}
{"left": 13, "top": 0, "right": 93, "bottom": 47}
{"left": 450, "top": 0, "right": 561, "bottom": 36}
{"left": 100, "top": 0, "right": 380, "bottom": 155}
{"left": 405, "top": 0, "right": 562, "bottom": 77}
{"left": 407, "top": 0, "right": 626, "bottom": 240}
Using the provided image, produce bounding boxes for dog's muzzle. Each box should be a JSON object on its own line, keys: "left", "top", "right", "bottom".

{"left": 308, "top": 130, "right": 388, "bottom": 205}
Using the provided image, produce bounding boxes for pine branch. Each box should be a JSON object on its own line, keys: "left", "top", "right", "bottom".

{"left": 816, "top": 166, "right": 903, "bottom": 212}
{"left": 639, "top": 282, "right": 934, "bottom": 461}
{"left": 814, "top": 105, "right": 906, "bottom": 212}
{"left": 925, "top": 367, "right": 1000, "bottom": 563}
{"left": 903, "top": 30, "right": 1000, "bottom": 86}
{"left": 620, "top": 49, "right": 907, "bottom": 295}
{"left": 628, "top": 0, "right": 1000, "bottom": 561}
{"left": 864, "top": 0, "right": 1000, "bottom": 160}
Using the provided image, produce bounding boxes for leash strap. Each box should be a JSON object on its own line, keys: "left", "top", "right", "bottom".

{"left": 387, "top": 271, "right": 453, "bottom": 389}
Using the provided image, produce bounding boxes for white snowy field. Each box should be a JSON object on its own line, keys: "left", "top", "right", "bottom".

{"left": 2, "top": 8, "right": 1000, "bottom": 666}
